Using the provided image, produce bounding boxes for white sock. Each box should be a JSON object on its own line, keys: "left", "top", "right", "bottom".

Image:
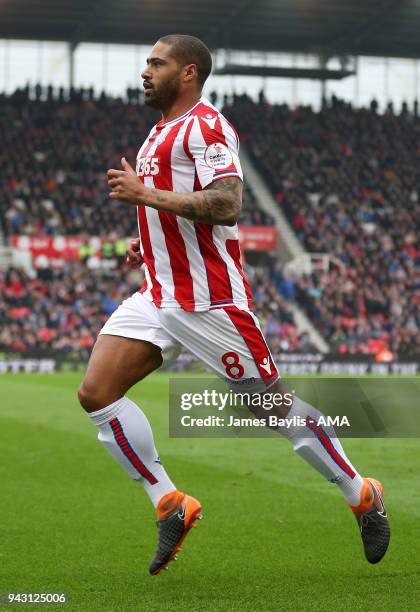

{"left": 89, "top": 396, "right": 176, "bottom": 507}
{"left": 280, "top": 396, "right": 363, "bottom": 505}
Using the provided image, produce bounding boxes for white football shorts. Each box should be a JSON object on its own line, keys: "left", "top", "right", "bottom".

{"left": 99, "top": 292, "right": 279, "bottom": 391}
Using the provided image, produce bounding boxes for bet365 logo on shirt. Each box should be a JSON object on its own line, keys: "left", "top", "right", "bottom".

{"left": 137, "top": 157, "right": 160, "bottom": 177}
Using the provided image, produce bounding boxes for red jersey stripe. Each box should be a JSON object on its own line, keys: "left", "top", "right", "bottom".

{"left": 158, "top": 212, "right": 196, "bottom": 310}
{"left": 195, "top": 223, "right": 233, "bottom": 306}
{"left": 225, "top": 239, "right": 253, "bottom": 309}
{"left": 138, "top": 206, "right": 163, "bottom": 306}
{"left": 223, "top": 306, "right": 278, "bottom": 383}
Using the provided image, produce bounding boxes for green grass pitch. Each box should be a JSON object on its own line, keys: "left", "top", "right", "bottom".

{"left": 1, "top": 372, "right": 419, "bottom": 611}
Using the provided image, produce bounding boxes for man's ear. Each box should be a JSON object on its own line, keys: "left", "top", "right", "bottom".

{"left": 183, "top": 63, "right": 198, "bottom": 83}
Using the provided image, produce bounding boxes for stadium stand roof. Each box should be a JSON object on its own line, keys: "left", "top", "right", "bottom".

{"left": 1, "top": 0, "right": 419, "bottom": 60}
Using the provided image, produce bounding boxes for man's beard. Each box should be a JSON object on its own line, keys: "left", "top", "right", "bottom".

{"left": 144, "top": 73, "right": 181, "bottom": 111}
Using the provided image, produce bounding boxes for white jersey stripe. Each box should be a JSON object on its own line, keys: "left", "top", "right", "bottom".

{"left": 211, "top": 225, "right": 249, "bottom": 307}
{"left": 144, "top": 205, "right": 176, "bottom": 305}
{"left": 142, "top": 125, "right": 176, "bottom": 305}
{"left": 176, "top": 217, "right": 211, "bottom": 308}
{"left": 170, "top": 117, "right": 195, "bottom": 194}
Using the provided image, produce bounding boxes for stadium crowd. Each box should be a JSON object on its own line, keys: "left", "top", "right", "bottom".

{"left": 0, "top": 87, "right": 286, "bottom": 357}
{"left": 0, "top": 86, "right": 272, "bottom": 239}
{"left": 225, "top": 94, "right": 420, "bottom": 356}
{"left": 0, "top": 263, "right": 313, "bottom": 357}
{"left": 1, "top": 87, "right": 419, "bottom": 356}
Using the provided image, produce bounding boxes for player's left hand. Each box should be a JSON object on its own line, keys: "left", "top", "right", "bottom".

{"left": 107, "top": 157, "right": 146, "bottom": 205}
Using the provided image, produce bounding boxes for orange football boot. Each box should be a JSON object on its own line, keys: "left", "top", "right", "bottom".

{"left": 149, "top": 490, "right": 202, "bottom": 575}
{"left": 349, "top": 477, "right": 390, "bottom": 563}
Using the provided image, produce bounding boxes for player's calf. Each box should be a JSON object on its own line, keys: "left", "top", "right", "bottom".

{"left": 242, "top": 384, "right": 390, "bottom": 563}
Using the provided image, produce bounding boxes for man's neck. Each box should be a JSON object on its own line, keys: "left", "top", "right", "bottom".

{"left": 161, "top": 94, "right": 202, "bottom": 123}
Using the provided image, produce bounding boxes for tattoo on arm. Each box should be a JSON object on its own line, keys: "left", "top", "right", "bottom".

{"left": 150, "top": 190, "right": 167, "bottom": 204}
{"left": 182, "top": 178, "right": 243, "bottom": 225}
{"left": 147, "top": 177, "right": 242, "bottom": 225}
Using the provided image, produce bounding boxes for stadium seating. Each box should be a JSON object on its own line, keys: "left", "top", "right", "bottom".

{"left": 225, "top": 94, "right": 419, "bottom": 356}
{"left": 0, "top": 263, "right": 132, "bottom": 356}
{"left": 0, "top": 262, "right": 315, "bottom": 356}
{"left": 0, "top": 88, "right": 272, "bottom": 238}
{"left": 2, "top": 88, "right": 418, "bottom": 356}
{"left": 0, "top": 88, "right": 291, "bottom": 356}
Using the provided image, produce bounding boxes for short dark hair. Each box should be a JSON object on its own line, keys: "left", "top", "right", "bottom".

{"left": 158, "top": 34, "right": 212, "bottom": 87}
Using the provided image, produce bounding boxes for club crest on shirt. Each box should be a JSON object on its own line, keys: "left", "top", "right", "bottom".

{"left": 204, "top": 142, "right": 233, "bottom": 170}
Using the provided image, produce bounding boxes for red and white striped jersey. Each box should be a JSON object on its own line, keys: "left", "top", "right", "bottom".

{"left": 136, "top": 96, "right": 253, "bottom": 312}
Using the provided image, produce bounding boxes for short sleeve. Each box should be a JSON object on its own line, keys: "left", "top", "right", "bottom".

{"left": 186, "top": 114, "right": 243, "bottom": 189}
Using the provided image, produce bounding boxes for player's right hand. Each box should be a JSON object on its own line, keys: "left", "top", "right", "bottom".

{"left": 126, "top": 238, "right": 144, "bottom": 268}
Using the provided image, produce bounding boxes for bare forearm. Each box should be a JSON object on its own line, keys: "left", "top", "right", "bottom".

{"left": 141, "top": 179, "right": 242, "bottom": 226}
{"left": 107, "top": 161, "right": 242, "bottom": 225}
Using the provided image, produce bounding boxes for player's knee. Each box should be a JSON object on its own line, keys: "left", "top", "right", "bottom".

{"left": 77, "top": 381, "right": 107, "bottom": 413}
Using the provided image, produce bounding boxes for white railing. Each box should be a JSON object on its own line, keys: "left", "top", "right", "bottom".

{"left": 0, "top": 247, "right": 33, "bottom": 272}
{"left": 0, "top": 246, "right": 13, "bottom": 270}
{"left": 284, "top": 253, "right": 346, "bottom": 277}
